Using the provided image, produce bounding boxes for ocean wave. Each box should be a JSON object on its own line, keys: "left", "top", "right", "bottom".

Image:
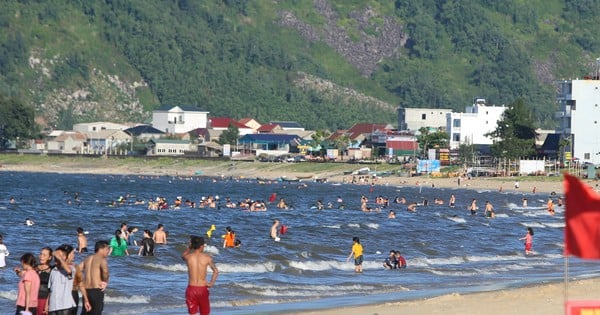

{"left": 366, "top": 223, "right": 379, "bottom": 229}
{"left": 446, "top": 216, "right": 466, "bottom": 223}
{"left": 347, "top": 223, "right": 360, "bottom": 228}
{"left": 145, "top": 263, "right": 187, "bottom": 272}
{"left": 520, "top": 222, "right": 546, "bottom": 228}
{"left": 289, "top": 260, "right": 349, "bottom": 271}
{"left": 0, "top": 290, "right": 17, "bottom": 301}
{"left": 544, "top": 222, "right": 565, "bottom": 228}
{"left": 323, "top": 224, "right": 341, "bottom": 229}
{"left": 218, "top": 261, "right": 277, "bottom": 273}
{"left": 105, "top": 294, "right": 150, "bottom": 304}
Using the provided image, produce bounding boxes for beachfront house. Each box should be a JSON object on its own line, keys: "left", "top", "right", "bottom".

{"left": 208, "top": 117, "right": 255, "bottom": 135}
{"left": 73, "top": 122, "right": 130, "bottom": 132}
{"left": 238, "top": 134, "right": 301, "bottom": 156}
{"left": 152, "top": 105, "right": 209, "bottom": 134}
{"left": 446, "top": 98, "right": 506, "bottom": 153}
{"left": 46, "top": 131, "right": 87, "bottom": 154}
{"left": 556, "top": 77, "right": 600, "bottom": 164}
{"left": 124, "top": 125, "right": 165, "bottom": 141}
{"left": 398, "top": 107, "right": 453, "bottom": 131}
{"left": 238, "top": 118, "right": 262, "bottom": 132}
{"left": 83, "top": 130, "right": 132, "bottom": 155}
{"left": 146, "top": 139, "right": 193, "bottom": 156}
{"left": 269, "top": 121, "right": 305, "bottom": 132}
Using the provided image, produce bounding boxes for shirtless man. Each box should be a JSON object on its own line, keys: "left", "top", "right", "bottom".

{"left": 182, "top": 236, "right": 219, "bottom": 315}
{"left": 153, "top": 224, "right": 168, "bottom": 245}
{"left": 270, "top": 220, "right": 280, "bottom": 240}
{"left": 77, "top": 227, "right": 88, "bottom": 253}
{"left": 80, "top": 240, "right": 110, "bottom": 315}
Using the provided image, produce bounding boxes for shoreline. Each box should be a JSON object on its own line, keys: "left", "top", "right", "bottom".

{"left": 0, "top": 154, "right": 572, "bottom": 195}
{"left": 290, "top": 277, "right": 600, "bottom": 315}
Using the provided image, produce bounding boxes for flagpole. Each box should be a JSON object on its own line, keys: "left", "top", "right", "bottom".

{"left": 564, "top": 254, "right": 569, "bottom": 307}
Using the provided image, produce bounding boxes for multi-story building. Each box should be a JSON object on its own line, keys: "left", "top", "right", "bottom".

{"left": 397, "top": 107, "right": 453, "bottom": 131}
{"left": 152, "top": 105, "right": 209, "bottom": 134}
{"left": 446, "top": 98, "right": 506, "bottom": 151}
{"left": 556, "top": 77, "right": 600, "bottom": 164}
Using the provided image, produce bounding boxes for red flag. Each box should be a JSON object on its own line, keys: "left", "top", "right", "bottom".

{"left": 564, "top": 173, "right": 600, "bottom": 259}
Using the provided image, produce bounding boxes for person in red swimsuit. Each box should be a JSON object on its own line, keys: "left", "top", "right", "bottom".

{"left": 182, "top": 236, "right": 219, "bottom": 315}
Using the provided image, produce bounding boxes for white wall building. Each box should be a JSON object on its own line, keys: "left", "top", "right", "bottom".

{"left": 73, "top": 122, "right": 129, "bottom": 132}
{"left": 398, "top": 107, "right": 453, "bottom": 131}
{"left": 557, "top": 78, "right": 600, "bottom": 164}
{"left": 446, "top": 99, "right": 506, "bottom": 150}
{"left": 152, "top": 105, "right": 209, "bottom": 134}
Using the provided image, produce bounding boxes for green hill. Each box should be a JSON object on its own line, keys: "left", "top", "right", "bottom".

{"left": 0, "top": 0, "right": 597, "bottom": 131}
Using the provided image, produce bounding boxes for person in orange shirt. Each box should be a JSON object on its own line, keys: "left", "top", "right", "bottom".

{"left": 223, "top": 227, "right": 235, "bottom": 248}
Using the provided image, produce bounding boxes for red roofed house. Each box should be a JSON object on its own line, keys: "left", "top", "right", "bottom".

{"left": 257, "top": 123, "right": 282, "bottom": 134}
{"left": 238, "top": 118, "right": 262, "bottom": 131}
{"left": 208, "top": 117, "right": 254, "bottom": 135}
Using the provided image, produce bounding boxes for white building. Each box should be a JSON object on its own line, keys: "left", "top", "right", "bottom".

{"left": 446, "top": 99, "right": 506, "bottom": 150}
{"left": 557, "top": 78, "right": 600, "bottom": 164}
{"left": 146, "top": 139, "right": 193, "bottom": 156}
{"left": 398, "top": 107, "right": 453, "bottom": 131}
{"left": 73, "top": 122, "right": 129, "bottom": 132}
{"left": 152, "top": 105, "right": 209, "bottom": 134}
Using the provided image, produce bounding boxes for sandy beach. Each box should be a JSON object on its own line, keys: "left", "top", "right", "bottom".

{"left": 292, "top": 278, "right": 600, "bottom": 315}
{"left": 1, "top": 154, "right": 597, "bottom": 314}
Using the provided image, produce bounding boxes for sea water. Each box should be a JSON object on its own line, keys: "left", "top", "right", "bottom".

{"left": 0, "top": 172, "right": 598, "bottom": 314}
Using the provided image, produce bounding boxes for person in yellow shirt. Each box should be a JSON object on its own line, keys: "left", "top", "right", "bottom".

{"left": 346, "top": 237, "right": 363, "bottom": 273}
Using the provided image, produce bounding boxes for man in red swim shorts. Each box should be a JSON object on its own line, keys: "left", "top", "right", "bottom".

{"left": 182, "top": 236, "right": 219, "bottom": 315}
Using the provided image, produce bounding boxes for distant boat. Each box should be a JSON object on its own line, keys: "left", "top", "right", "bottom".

{"left": 278, "top": 176, "right": 300, "bottom": 182}
{"left": 351, "top": 167, "right": 370, "bottom": 175}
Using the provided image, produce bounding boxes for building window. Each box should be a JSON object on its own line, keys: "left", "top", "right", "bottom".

{"left": 453, "top": 133, "right": 460, "bottom": 142}
{"left": 585, "top": 153, "right": 590, "bottom": 159}
{"left": 567, "top": 100, "right": 576, "bottom": 110}
{"left": 486, "top": 121, "right": 488, "bottom": 124}
{"left": 453, "top": 119, "right": 461, "bottom": 127}
{"left": 421, "top": 113, "right": 426, "bottom": 120}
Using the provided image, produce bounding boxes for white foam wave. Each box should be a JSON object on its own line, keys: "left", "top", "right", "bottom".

{"left": 446, "top": 216, "right": 466, "bottom": 223}
{"left": 203, "top": 245, "right": 220, "bottom": 255}
{"left": 544, "top": 222, "right": 565, "bottom": 228}
{"left": 145, "top": 263, "right": 187, "bottom": 272}
{"left": 105, "top": 294, "right": 150, "bottom": 304}
{"left": 366, "top": 223, "right": 379, "bottom": 229}
{"left": 0, "top": 290, "right": 17, "bottom": 300}
{"left": 323, "top": 224, "right": 341, "bottom": 229}
{"left": 520, "top": 222, "right": 546, "bottom": 228}
{"left": 494, "top": 213, "right": 509, "bottom": 218}
{"left": 218, "top": 261, "right": 276, "bottom": 273}
{"left": 289, "top": 260, "right": 348, "bottom": 271}
{"left": 347, "top": 223, "right": 360, "bottom": 228}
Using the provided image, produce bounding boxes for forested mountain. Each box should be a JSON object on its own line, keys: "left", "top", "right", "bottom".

{"left": 0, "top": 0, "right": 598, "bottom": 131}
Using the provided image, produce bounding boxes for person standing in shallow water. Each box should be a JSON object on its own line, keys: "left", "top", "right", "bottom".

{"left": 346, "top": 237, "right": 363, "bottom": 273}
{"left": 520, "top": 227, "right": 534, "bottom": 255}
{"left": 182, "top": 236, "right": 219, "bottom": 315}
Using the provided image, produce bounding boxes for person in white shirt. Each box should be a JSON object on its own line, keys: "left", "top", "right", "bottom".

{"left": 0, "top": 234, "right": 8, "bottom": 268}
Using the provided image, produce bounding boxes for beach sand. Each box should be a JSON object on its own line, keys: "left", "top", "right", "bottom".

{"left": 2, "top": 155, "right": 597, "bottom": 314}
{"left": 292, "top": 278, "right": 600, "bottom": 315}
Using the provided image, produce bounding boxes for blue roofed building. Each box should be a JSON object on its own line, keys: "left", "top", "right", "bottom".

{"left": 238, "top": 134, "right": 301, "bottom": 156}
{"left": 124, "top": 124, "right": 165, "bottom": 141}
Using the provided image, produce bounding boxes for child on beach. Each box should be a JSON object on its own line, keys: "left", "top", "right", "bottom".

{"left": 347, "top": 237, "right": 363, "bottom": 273}
{"left": 520, "top": 227, "right": 534, "bottom": 255}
